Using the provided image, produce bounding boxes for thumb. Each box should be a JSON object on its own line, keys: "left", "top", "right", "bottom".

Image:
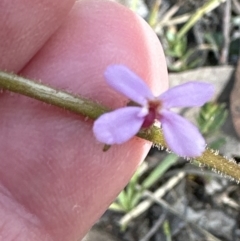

{"left": 0, "top": 1, "right": 168, "bottom": 240}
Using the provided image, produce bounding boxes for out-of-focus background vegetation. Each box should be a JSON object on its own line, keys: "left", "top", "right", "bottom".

{"left": 84, "top": 1, "right": 240, "bottom": 240}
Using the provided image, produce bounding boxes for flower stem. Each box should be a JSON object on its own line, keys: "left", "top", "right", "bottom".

{"left": 0, "top": 71, "right": 109, "bottom": 119}
{"left": 0, "top": 71, "right": 239, "bottom": 182}
{"left": 139, "top": 126, "right": 240, "bottom": 182}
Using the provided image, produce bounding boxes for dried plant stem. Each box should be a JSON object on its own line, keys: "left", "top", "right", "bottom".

{"left": 177, "top": 0, "right": 226, "bottom": 39}
{"left": 144, "top": 191, "right": 222, "bottom": 241}
{"left": 139, "top": 213, "right": 166, "bottom": 241}
{"left": 220, "top": 0, "right": 231, "bottom": 64}
{"left": 119, "top": 172, "right": 186, "bottom": 226}
{"left": 0, "top": 71, "right": 240, "bottom": 182}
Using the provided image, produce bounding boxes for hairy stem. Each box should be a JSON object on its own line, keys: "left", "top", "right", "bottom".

{"left": 0, "top": 71, "right": 239, "bottom": 182}
{"left": 0, "top": 71, "right": 109, "bottom": 119}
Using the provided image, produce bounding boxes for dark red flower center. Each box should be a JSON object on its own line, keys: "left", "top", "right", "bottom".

{"left": 141, "top": 99, "right": 162, "bottom": 128}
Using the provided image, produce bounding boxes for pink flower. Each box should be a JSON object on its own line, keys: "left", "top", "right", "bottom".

{"left": 93, "top": 65, "right": 214, "bottom": 157}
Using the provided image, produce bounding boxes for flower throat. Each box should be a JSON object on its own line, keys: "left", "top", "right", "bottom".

{"left": 142, "top": 99, "right": 162, "bottom": 128}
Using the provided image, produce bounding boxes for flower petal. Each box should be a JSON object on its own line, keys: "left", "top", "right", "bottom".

{"left": 104, "top": 65, "right": 154, "bottom": 105}
{"left": 160, "top": 110, "right": 205, "bottom": 157}
{"left": 159, "top": 82, "right": 214, "bottom": 108}
{"left": 93, "top": 107, "right": 144, "bottom": 144}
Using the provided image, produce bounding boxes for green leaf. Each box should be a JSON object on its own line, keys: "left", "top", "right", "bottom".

{"left": 109, "top": 202, "right": 126, "bottom": 213}
{"left": 209, "top": 137, "right": 226, "bottom": 150}
{"left": 117, "top": 190, "right": 129, "bottom": 210}
{"left": 142, "top": 154, "right": 179, "bottom": 189}
{"left": 130, "top": 192, "right": 142, "bottom": 209}
{"left": 197, "top": 102, "right": 228, "bottom": 135}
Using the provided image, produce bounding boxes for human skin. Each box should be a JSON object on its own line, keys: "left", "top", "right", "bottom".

{"left": 0, "top": 0, "right": 168, "bottom": 240}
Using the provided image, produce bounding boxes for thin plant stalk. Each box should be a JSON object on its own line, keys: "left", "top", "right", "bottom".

{"left": 0, "top": 70, "right": 240, "bottom": 182}
{"left": 177, "top": 0, "right": 226, "bottom": 39}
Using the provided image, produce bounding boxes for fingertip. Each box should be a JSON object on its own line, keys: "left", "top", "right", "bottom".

{"left": 22, "top": 0, "right": 168, "bottom": 105}
{"left": 15, "top": 1, "right": 168, "bottom": 239}
{"left": 0, "top": 0, "right": 75, "bottom": 72}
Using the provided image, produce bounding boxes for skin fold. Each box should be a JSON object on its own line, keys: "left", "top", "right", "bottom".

{"left": 0, "top": 0, "right": 168, "bottom": 240}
